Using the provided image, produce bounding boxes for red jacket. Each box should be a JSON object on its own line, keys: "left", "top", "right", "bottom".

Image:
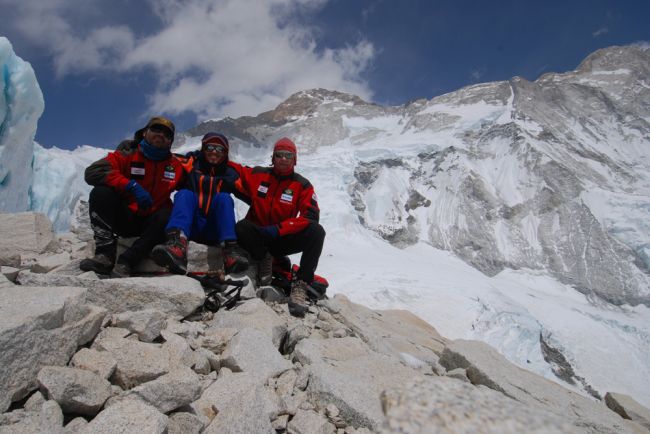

{"left": 85, "top": 145, "right": 185, "bottom": 216}
{"left": 231, "top": 163, "right": 320, "bottom": 236}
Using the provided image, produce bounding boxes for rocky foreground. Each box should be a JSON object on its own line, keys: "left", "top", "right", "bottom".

{"left": 0, "top": 212, "right": 649, "bottom": 434}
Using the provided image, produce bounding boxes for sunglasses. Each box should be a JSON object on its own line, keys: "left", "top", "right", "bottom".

{"left": 273, "top": 151, "right": 295, "bottom": 160}
{"left": 149, "top": 124, "right": 173, "bottom": 140}
{"left": 204, "top": 144, "right": 226, "bottom": 153}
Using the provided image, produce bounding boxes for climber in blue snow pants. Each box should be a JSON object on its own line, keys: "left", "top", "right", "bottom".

{"left": 151, "top": 132, "right": 249, "bottom": 275}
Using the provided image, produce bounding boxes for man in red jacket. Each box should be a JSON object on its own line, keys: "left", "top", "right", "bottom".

{"left": 80, "top": 116, "right": 185, "bottom": 277}
{"left": 233, "top": 137, "right": 325, "bottom": 317}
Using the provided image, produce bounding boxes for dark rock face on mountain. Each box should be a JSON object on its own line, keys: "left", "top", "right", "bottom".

{"left": 187, "top": 46, "right": 650, "bottom": 307}
{"left": 1, "top": 212, "right": 648, "bottom": 433}
{"left": 186, "top": 88, "right": 388, "bottom": 152}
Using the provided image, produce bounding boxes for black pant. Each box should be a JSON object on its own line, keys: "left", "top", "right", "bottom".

{"left": 235, "top": 219, "right": 325, "bottom": 283}
{"left": 88, "top": 186, "right": 170, "bottom": 266}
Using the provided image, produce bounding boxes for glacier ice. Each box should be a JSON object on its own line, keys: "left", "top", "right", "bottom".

{"left": 31, "top": 144, "right": 105, "bottom": 231}
{"left": 0, "top": 37, "right": 44, "bottom": 212}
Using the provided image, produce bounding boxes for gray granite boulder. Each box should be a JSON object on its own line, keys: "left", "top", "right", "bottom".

{"left": 16, "top": 272, "right": 205, "bottom": 318}
{"left": 283, "top": 323, "right": 312, "bottom": 354}
{"left": 0, "top": 266, "right": 19, "bottom": 282}
{"left": 161, "top": 329, "right": 196, "bottom": 368}
{"left": 294, "top": 337, "right": 423, "bottom": 431}
{"left": 24, "top": 391, "right": 46, "bottom": 411}
{"left": 205, "top": 298, "right": 286, "bottom": 347}
{"left": 37, "top": 366, "right": 111, "bottom": 416}
{"left": 380, "top": 376, "right": 574, "bottom": 434}
{"left": 274, "top": 369, "right": 298, "bottom": 402}
{"left": 129, "top": 367, "right": 202, "bottom": 413}
{"left": 30, "top": 252, "right": 71, "bottom": 273}
{"left": 168, "top": 412, "right": 204, "bottom": 434}
{"left": 321, "top": 295, "right": 447, "bottom": 368}
{"left": 0, "top": 273, "right": 13, "bottom": 289}
{"left": 288, "top": 409, "right": 336, "bottom": 434}
{"left": 90, "top": 327, "right": 131, "bottom": 349}
{"left": 0, "top": 286, "right": 106, "bottom": 412}
{"left": 0, "top": 253, "right": 21, "bottom": 268}
{"left": 192, "top": 371, "right": 279, "bottom": 431}
{"left": 70, "top": 348, "right": 117, "bottom": 380}
{"left": 92, "top": 338, "right": 171, "bottom": 389}
{"left": 63, "top": 417, "right": 88, "bottom": 434}
{"left": 111, "top": 309, "right": 167, "bottom": 343}
{"left": 164, "top": 319, "right": 205, "bottom": 340}
{"left": 0, "top": 400, "right": 63, "bottom": 434}
{"left": 0, "top": 212, "right": 55, "bottom": 255}
{"left": 83, "top": 397, "right": 168, "bottom": 434}
{"left": 197, "top": 327, "right": 238, "bottom": 354}
{"left": 220, "top": 328, "right": 292, "bottom": 382}
{"left": 440, "top": 339, "right": 634, "bottom": 434}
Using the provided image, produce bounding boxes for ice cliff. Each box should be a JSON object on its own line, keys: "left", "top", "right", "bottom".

{"left": 0, "top": 37, "right": 44, "bottom": 212}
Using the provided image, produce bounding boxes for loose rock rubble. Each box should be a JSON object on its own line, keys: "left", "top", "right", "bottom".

{"left": 0, "top": 212, "right": 648, "bottom": 434}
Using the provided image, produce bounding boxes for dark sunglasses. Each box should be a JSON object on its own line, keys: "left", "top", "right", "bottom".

{"left": 273, "top": 151, "right": 295, "bottom": 160}
{"left": 149, "top": 124, "right": 173, "bottom": 140}
{"left": 204, "top": 144, "right": 226, "bottom": 153}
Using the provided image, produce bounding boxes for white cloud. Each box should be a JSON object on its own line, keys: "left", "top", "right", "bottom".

{"left": 2, "top": 0, "right": 374, "bottom": 120}
{"left": 0, "top": 0, "right": 132, "bottom": 76}
{"left": 125, "top": 0, "right": 374, "bottom": 117}
{"left": 592, "top": 27, "right": 609, "bottom": 37}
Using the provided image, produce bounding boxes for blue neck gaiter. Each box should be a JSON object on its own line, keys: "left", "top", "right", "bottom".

{"left": 140, "top": 139, "right": 171, "bottom": 161}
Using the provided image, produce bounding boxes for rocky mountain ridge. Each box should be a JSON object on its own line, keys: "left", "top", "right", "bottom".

{"left": 1, "top": 212, "right": 649, "bottom": 433}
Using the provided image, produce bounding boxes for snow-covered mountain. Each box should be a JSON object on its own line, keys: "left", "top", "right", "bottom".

{"left": 192, "top": 46, "right": 650, "bottom": 309}
{"left": 1, "top": 39, "right": 649, "bottom": 408}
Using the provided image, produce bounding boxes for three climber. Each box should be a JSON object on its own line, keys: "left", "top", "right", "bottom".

{"left": 80, "top": 117, "right": 325, "bottom": 317}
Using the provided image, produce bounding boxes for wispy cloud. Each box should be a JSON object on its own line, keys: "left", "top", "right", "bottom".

{"left": 0, "top": 0, "right": 374, "bottom": 120}
{"left": 632, "top": 41, "right": 650, "bottom": 49}
{"left": 470, "top": 68, "right": 484, "bottom": 82}
{"left": 535, "top": 64, "right": 550, "bottom": 76}
{"left": 361, "top": 2, "right": 380, "bottom": 23}
{"left": 592, "top": 26, "right": 609, "bottom": 37}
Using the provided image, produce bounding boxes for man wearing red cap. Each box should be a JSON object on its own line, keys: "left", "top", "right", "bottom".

{"left": 232, "top": 137, "right": 325, "bottom": 317}
{"left": 80, "top": 116, "right": 184, "bottom": 277}
{"left": 151, "top": 132, "right": 249, "bottom": 275}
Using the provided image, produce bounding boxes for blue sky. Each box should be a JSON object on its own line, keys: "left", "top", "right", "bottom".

{"left": 1, "top": 0, "right": 648, "bottom": 150}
